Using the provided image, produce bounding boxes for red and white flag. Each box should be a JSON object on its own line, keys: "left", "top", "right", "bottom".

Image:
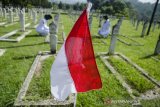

{"left": 50, "top": 9, "right": 102, "bottom": 101}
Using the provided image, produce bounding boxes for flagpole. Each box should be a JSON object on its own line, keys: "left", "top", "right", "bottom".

{"left": 74, "top": 93, "right": 77, "bottom": 107}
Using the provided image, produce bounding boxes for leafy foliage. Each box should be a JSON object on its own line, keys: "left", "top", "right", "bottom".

{"left": 126, "top": 0, "right": 160, "bottom": 20}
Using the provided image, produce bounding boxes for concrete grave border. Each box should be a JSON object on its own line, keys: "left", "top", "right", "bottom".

{"left": 98, "top": 52, "right": 136, "bottom": 99}
{"left": 151, "top": 56, "right": 160, "bottom": 62}
{"left": 14, "top": 51, "right": 75, "bottom": 107}
{"left": 0, "top": 23, "right": 32, "bottom": 42}
{"left": 98, "top": 52, "right": 160, "bottom": 87}
{"left": 117, "top": 34, "right": 144, "bottom": 46}
{"left": 0, "top": 49, "right": 6, "bottom": 56}
{"left": 0, "top": 22, "right": 6, "bottom": 26}
{"left": 98, "top": 52, "right": 160, "bottom": 106}
{"left": 0, "top": 22, "right": 18, "bottom": 27}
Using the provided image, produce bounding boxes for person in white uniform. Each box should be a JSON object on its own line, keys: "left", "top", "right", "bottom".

{"left": 98, "top": 15, "right": 111, "bottom": 38}
{"left": 36, "top": 15, "right": 52, "bottom": 36}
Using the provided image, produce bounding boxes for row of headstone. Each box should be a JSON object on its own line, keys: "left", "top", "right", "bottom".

{"left": 1, "top": 8, "right": 36, "bottom": 31}
{"left": 133, "top": 16, "right": 160, "bottom": 33}
{"left": 130, "top": 17, "right": 149, "bottom": 37}
{"left": 0, "top": 7, "right": 52, "bottom": 22}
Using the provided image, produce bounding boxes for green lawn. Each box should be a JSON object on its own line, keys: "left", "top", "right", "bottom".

{"left": 0, "top": 13, "right": 160, "bottom": 107}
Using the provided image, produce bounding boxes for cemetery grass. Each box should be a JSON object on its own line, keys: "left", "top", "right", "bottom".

{"left": 0, "top": 14, "right": 160, "bottom": 107}
{"left": 108, "top": 56, "right": 154, "bottom": 93}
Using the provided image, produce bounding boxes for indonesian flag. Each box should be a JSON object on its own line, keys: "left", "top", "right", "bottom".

{"left": 50, "top": 9, "right": 102, "bottom": 101}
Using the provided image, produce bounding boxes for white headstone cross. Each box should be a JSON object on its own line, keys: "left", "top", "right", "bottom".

{"left": 3, "top": 8, "right": 7, "bottom": 19}
{"left": 40, "top": 9, "right": 44, "bottom": 18}
{"left": 15, "top": 8, "right": 19, "bottom": 17}
{"left": 49, "top": 21, "right": 58, "bottom": 54}
{"left": 19, "top": 9, "right": 25, "bottom": 32}
{"left": 0, "top": 8, "right": 2, "bottom": 18}
{"left": 28, "top": 9, "right": 32, "bottom": 20}
{"left": 33, "top": 10, "right": 37, "bottom": 24}
{"left": 54, "top": 13, "right": 60, "bottom": 32}
{"left": 8, "top": 9, "right": 13, "bottom": 23}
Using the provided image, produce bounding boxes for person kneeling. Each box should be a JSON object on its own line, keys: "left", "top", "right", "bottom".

{"left": 36, "top": 15, "right": 52, "bottom": 36}
{"left": 98, "top": 15, "right": 111, "bottom": 38}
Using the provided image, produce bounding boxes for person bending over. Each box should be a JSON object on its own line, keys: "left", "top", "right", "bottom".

{"left": 98, "top": 15, "right": 111, "bottom": 38}
{"left": 36, "top": 14, "right": 52, "bottom": 36}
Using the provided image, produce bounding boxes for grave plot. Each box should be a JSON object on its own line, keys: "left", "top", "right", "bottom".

{"left": 117, "top": 34, "right": 144, "bottom": 46}
{"left": 0, "top": 18, "right": 32, "bottom": 37}
{"left": 0, "top": 23, "right": 32, "bottom": 42}
{"left": 0, "top": 22, "right": 6, "bottom": 26}
{"left": 0, "top": 19, "right": 18, "bottom": 27}
{"left": 152, "top": 55, "right": 160, "bottom": 62}
{"left": 0, "top": 49, "right": 6, "bottom": 56}
{"left": 3, "top": 22, "right": 18, "bottom": 27}
{"left": 14, "top": 52, "right": 76, "bottom": 107}
{"left": 0, "top": 23, "right": 20, "bottom": 36}
{"left": 98, "top": 52, "right": 160, "bottom": 105}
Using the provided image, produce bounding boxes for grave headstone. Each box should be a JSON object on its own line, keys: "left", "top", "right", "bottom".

{"left": 117, "top": 18, "right": 123, "bottom": 34}
{"left": 133, "top": 18, "right": 136, "bottom": 27}
{"left": 154, "top": 34, "right": 160, "bottom": 55}
{"left": 3, "top": 8, "right": 7, "bottom": 19}
{"left": 152, "top": 21, "right": 157, "bottom": 32}
{"left": 8, "top": 9, "right": 13, "bottom": 23}
{"left": 99, "top": 15, "right": 103, "bottom": 27}
{"left": 108, "top": 20, "right": 121, "bottom": 55}
{"left": 141, "top": 21, "right": 148, "bottom": 37}
{"left": 0, "top": 8, "right": 2, "bottom": 17}
{"left": 19, "top": 9, "right": 25, "bottom": 32}
{"left": 54, "top": 14, "right": 60, "bottom": 32}
{"left": 136, "top": 20, "right": 140, "bottom": 30}
{"left": 158, "top": 22, "right": 160, "bottom": 29}
{"left": 141, "top": 20, "right": 144, "bottom": 25}
{"left": 49, "top": 21, "right": 58, "bottom": 54}
{"left": 131, "top": 17, "right": 134, "bottom": 26}
{"left": 89, "top": 15, "right": 93, "bottom": 29}
{"left": 28, "top": 9, "right": 32, "bottom": 20}
{"left": 15, "top": 8, "right": 19, "bottom": 17}
{"left": 40, "top": 9, "right": 44, "bottom": 18}
{"left": 33, "top": 10, "right": 37, "bottom": 24}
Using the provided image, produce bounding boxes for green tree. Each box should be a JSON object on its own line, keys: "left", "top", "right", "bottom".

{"left": 58, "top": 1, "right": 63, "bottom": 9}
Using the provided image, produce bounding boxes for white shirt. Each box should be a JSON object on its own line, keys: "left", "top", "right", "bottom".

{"left": 36, "top": 19, "right": 49, "bottom": 36}
{"left": 99, "top": 19, "right": 110, "bottom": 37}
